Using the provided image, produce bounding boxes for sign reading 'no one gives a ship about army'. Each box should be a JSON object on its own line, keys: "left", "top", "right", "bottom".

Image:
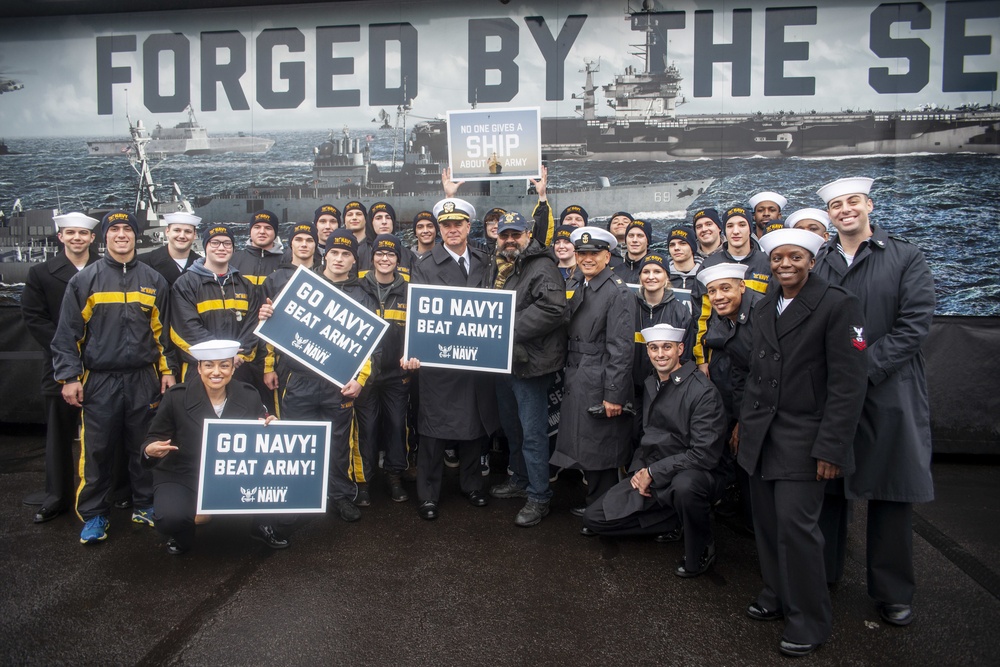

{"left": 254, "top": 265, "right": 389, "bottom": 388}
{"left": 404, "top": 284, "right": 517, "bottom": 373}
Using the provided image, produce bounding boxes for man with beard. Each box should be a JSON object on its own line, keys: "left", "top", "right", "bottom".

{"left": 487, "top": 212, "right": 567, "bottom": 527}
{"left": 749, "top": 191, "right": 787, "bottom": 239}
{"left": 139, "top": 212, "right": 202, "bottom": 286}
{"left": 21, "top": 212, "right": 100, "bottom": 524}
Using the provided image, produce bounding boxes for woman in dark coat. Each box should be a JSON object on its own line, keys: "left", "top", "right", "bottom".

{"left": 737, "top": 229, "right": 868, "bottom": 658}
{"left": 142, "top": 340, "right": 287, "bottom": 555}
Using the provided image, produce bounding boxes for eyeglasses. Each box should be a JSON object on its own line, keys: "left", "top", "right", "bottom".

{"left": 207, "top": 240, "right": 233, "bottom": 249}
{"left": 373, "top": 251, "right": 396, "bottom": 259}
{"left": 498, "top": 231, "right": 523, "bottom": 239}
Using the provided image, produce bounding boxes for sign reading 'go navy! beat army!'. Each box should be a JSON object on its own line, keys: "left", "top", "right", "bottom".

{"left": 197, "top": 419, "right": 331, "bottom": 514}
{"left": 446, "top": 107, "right": 542, "bottom": 182}
{"left": 404, "top": 284, "right": 517, "bottom": 373}
{"left": 254, "top": 266, "right": 389, "bottom": 388}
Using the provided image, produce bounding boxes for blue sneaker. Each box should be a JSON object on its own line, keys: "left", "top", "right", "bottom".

{"left": 132, "top": 507, "right": 155, "bottom": 527}
{"left": 80, "top": 516, "right": 109, "bottom": 544}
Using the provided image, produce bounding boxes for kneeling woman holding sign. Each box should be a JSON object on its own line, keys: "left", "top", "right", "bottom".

{"left": 142, "top": 340, "right": 287, "bottom": 555}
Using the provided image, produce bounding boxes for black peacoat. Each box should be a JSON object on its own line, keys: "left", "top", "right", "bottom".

{"left": 21, "top": 250, "right": 99, "bottom": 395}
{"left": 141, "top": 374, "right": 267, "bottom": 488}
{"left": 410, "top": 243, "right": 499, "bottom": 440}
{"left": 551, "top": 266, "right": 637, "bottom": 470}
{"left": 737, "top": 274, "right": 868, "bottom": 481}
{"left": 812, "top": 225, "right": 936, "bottom": 502}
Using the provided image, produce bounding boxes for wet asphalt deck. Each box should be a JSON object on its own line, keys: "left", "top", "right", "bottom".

{"left": 1, "top": 424, "right": 999, "bottom": 666}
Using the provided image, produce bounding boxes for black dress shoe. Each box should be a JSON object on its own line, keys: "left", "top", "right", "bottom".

{"left": 465, "top": 490, "right": 488, "bottom": 507}
{"left": 746, "top": 602, "right": 784, "bottom": 622}
{"left": 22, "top": 490, "right": 46, "bottom": 507}
{"left": 675, "top": 543, "right": 716, "bottom": 578}
{"left": 250, "top": 524, "right": 289, "bottom": 549}
{"left": 418, "top": 501, "right": 438, "bottom": 521}
{"left": 33, "top": 506, "right": 65, "bottom": 524}
{"left": 654, "top": 527, "right": 683, "bottom": 543}
{"left": 779, "top": 639, "right": 821, "bottom": 657}
{"left": 878, "top": 603, "right": 913, "bottom": 626}
{"left": 570, "top": 506, "right": 586, "bottom": 517}
{"left": 166, "top": 538, "right": 189, "bottom": 556}
{"left": 580, "top": 525, "right": 597, "bottom": 537}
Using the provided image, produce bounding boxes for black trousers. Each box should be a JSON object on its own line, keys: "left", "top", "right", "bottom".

{"left": 417, "top": 436, "right": 485, "bottom": 503}
{"left": 153, "top": 482, "right": 277, "bottom": 551}
{"left": 280, "top": 372, "right": 356, "bottom": 502}
{"left": 41, "top": 396, "right": 80, "bottom": 511}
{"left": 583, "top": 469, "right": 619, "bottom": 506}
{"left": 354, "top": 374, "right": 411, "bottom": 478}
{"left": 586, "top": 469, "right": 719, "bottom": 565}
{"left": 750, "top": 476, "right": 831, "bottom": 646}
{"left": 75, "top": 369, "right": 158, "bottom": 520}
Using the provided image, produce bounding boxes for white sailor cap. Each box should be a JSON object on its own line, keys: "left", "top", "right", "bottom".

{"left": 188, "top": 339, "right": 241, "bottom": 361}
{"left": 758, "top": 228, "right": 825, "bottom": 257}
{"left": 816, "top": 177, "right": 874, "bottom": 204}
{"left": 641, "top": 323, "right": 686, "bottom": 343}
{"left": 748, "top": 191, "right": 787, "bottom": 211}
{"left": 163, "top": 211, "right": 202, "bottom": 227}
{"left": 784, "top": 208, "right": 831, "bottom": 230}
{"left": 432, "top": 198, "right": 476, "bottom": 223}
{"left": 697, "top": 262, "right": 748, "bottom": 287}
{"left": 569, "top": 226, "right": 617, "bottom": 251}
{"left": 53, "top": 212, "right": 100, "bottom": 232}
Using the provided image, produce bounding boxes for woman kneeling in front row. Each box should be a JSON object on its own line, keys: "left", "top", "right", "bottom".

{"left": 142, "top": 339, "right": 289, "bottom": 555}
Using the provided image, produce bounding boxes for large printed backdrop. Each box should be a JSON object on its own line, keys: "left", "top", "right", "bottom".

{"left": 0, "top": 0, "right": 998, "bottom": 314}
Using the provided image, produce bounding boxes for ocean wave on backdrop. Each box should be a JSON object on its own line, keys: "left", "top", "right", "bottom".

{"left": 1, "top": 131, "right": 997, "bottom": 315}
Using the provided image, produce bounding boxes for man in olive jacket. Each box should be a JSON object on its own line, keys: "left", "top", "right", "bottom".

{"left": 487, "top": 212, "right": 567, "bottom": 527}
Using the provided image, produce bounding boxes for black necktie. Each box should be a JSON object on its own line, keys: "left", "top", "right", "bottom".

{"left": 458, "top": 256, "right": 469, "bottom": 279}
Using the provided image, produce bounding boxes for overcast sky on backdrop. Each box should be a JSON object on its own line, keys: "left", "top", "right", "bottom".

{"left": 0, "top": 0, "right": 996, "bottom": 138}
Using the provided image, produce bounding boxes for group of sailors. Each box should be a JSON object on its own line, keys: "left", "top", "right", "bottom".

{"left": 20, "top": 166, "right": 935, "bottom": 658}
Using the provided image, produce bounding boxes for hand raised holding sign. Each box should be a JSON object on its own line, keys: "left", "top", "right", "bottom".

{"left": 259, "top": 297, "right": 274, "bottom": 322}
{"left": 400, "top": 357, "right": 421, "bottom": 371}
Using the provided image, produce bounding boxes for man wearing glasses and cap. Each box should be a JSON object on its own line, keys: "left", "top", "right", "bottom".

{"left": 170, "top": 224, "right": 261, "bottom": 382}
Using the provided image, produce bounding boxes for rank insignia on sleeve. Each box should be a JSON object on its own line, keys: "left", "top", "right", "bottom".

{"left": 851, "top": 325, "right": 867, "bottom": 351}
